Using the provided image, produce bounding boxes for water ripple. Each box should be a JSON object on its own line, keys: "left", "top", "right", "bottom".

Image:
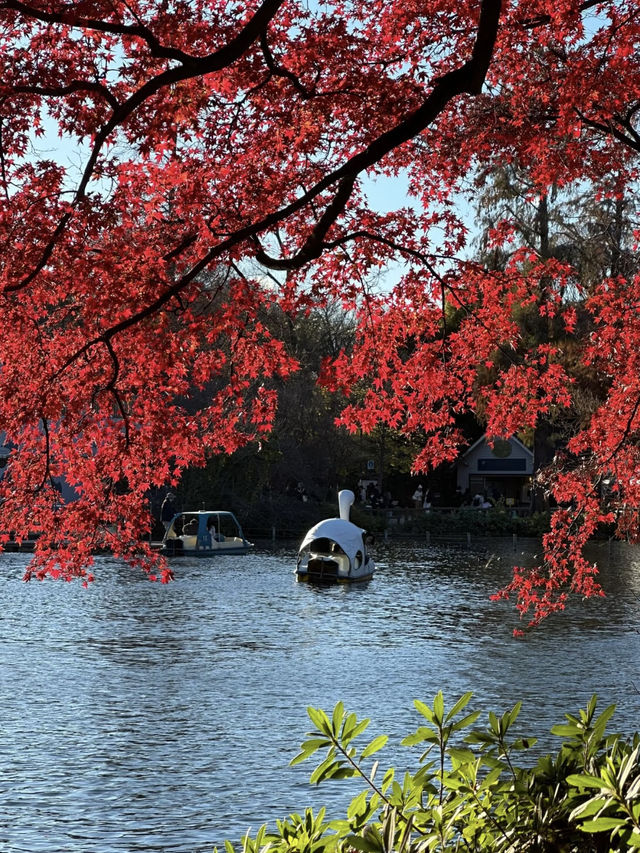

{"left": 1, "top": 542, "right": 639, "bottom": 850}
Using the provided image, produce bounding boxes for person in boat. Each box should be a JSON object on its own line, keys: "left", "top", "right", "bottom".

{"left": 183, "top": 517, "right": 198, "bottom": 535}
{"left": 206, "top": 516, "right": 218, "bottom": 545}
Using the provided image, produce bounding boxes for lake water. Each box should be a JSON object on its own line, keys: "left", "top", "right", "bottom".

{"left": 2, "top": 539, "right": 640, "bottom": 852}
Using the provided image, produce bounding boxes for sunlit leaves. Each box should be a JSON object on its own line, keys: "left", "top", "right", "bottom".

{"left": 291, "top": 701, "right": 387, "bottom": 786}
{"left": 221, "top": 693, "right": 640, "bottom": 852}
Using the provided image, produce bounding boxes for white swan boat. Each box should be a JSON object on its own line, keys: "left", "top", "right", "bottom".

{"left": 161, "top": 510, "right": 252, "bottom": 556}
{"left": 296, "top": 490, "right": 375, "bottom": 583}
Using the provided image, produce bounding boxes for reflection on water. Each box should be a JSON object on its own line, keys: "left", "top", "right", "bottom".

{"left": 1, "top": 540, "right": 639, "bottom": 851}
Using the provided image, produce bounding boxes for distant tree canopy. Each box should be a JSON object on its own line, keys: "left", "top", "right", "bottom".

{"left": 174, "top": 301, "right": 431, "bottom": 522}
{"left": 1, "top": 0, "right": 639, "bottom": 624}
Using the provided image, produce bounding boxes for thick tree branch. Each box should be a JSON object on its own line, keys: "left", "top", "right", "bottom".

{"left": 6, "top": 0, "right": 500, "bottom": 293}
{"left": 2, "top": 0, "right": 286, "bottom": 67}
{"left": 255, "top": 175, "right": 357, "bottom": 269}
{"left": 260, "top": 31, "right": 313, "bottom": 99}
{"left": 2, "top": 0, "right": 195, "bottom": 61}
{"left": 8, "top": 0, "right": 503, "bottom": 391}
{"left": 255, "top": 0, "right": 501, "bottom": 270}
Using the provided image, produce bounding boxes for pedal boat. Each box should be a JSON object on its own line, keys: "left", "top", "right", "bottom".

{"left": 161, "top": 510, "right": 252, "bottom": 557}
{"left": 296, "top": 490, "right": 374, "bottom": 583}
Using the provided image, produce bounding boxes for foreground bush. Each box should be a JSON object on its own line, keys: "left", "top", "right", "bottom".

{"left": 221, "top": 694, "right": 640, "bottom": 852}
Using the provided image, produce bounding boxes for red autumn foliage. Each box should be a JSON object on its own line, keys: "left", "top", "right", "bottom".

{"left": 1, "top": 0, "right": 639, "bottom": 628}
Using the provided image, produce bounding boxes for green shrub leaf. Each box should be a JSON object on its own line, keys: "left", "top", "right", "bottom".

{"left": 579, "top": 817, "right": 628, "bottom": 832}
{"left": 361, "top": 734, "right": 389, "bottom": 759}
{"left": 567, "top": 773, "right": 611, "bottom": 789}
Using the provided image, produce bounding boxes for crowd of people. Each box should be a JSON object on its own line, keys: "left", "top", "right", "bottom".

{"left": 357, "top": 482, "right": 508, "bottom": 512}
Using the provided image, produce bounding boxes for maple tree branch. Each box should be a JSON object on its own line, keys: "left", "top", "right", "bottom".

{"left": 577, "top": 109, "right": 640, "bottom": 154}
{"left": 3, "top": 0, "right": 287, "bottom": 295}
{"left": 319, "top": 0, "right": 501, "bottom": 176}
{"left": 256, "top": 175, "right": 357, "bottom": 269}
{"left": 0, "top": 120, "right": 9, "bottom": 201}
{"left": 321, "top": 228, "right": 524, "bottom": 371}
{"left": 256, "top": 0, "right": 502, "bottom": 270}
{"left": 13, "top": 80, "right": 120, "bottom": 112}
{"left": 11, "top": 0, "right": 503, "bottom": 386}
{"left": 103, "top": 337, "right": 131, "bottom": 449}
{"left": 2, "top": 0, "right": 286, "bottom": 66}
{"left": 259, "top": 31, "right": 313, "bottom": 99}
{"left": 619, "top": 105, "right": 640, "bottom": 147}
{"left": 28, "top": 414, "right": 54, "bottom": 498}
{"left": 52, "top": 335, "right": 130, "bottom": 447}
{"left": 440, "top": 281, "right": 448, "bottom": 356}
{"left": 521, "top": 0, "right": 604, "bottom": 29}
{"left": 324, "top": 228, "right": 444, "bottom": 279}
{"left": 1, "top": 0, "right": 203, "bottom": 64}
{"left": 163, "top": 233, "right": 199, "bottom": 263}
{"left": 599, "top": 392, "right": 640, "bottom": 472}
{"left": 259, "top": 32, "right": 347, "bottom": 101}
{"left": 100, "top": 0, "right": 500, "bottom": 280}
{"left": 6, "top": 0, "right": 500, "bottom": 294}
